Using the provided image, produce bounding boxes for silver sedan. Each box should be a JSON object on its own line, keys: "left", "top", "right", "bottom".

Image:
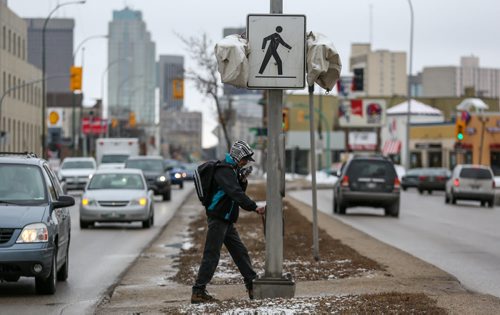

{"left": 79, "top": 169, "right": 154, "bottom": 229}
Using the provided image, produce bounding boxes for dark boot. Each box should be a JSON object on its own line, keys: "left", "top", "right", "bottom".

{"left": 191, "top": 289, "right": 217, "bottom": 304}
{"left": 245, "top": 283, "right": 254, "bottom": 300}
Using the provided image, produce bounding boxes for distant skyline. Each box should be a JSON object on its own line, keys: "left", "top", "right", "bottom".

{"left": 9, "top": 0, "right": 500, "bottom": 147}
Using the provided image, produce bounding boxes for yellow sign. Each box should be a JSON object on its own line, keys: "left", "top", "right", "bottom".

{"left": 172, "top": 79, "right": 184, "bottom": 100}
{"left": 49, "top": 111, "right": 60, "bottom": 125}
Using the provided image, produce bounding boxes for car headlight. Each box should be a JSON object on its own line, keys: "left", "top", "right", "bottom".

{"left": 174, "top": 173, "right": 182, "bottom": 179}
{"left": 157, "top": 175, "right": 166, "bottom": 182}
{"left": 130, "top": 197, "right": 148, "bottom": 206}
{"left": 182, "top": 172, "right": 187, "bottom": 178}
{"left": 88, "top": 173, "right": 93, "bottom": 179}
{"left": 81, "top": 198, "right": 96, "bottom": 206}
{"left": 16, "top": 223, "right": 48, "bottom": 243}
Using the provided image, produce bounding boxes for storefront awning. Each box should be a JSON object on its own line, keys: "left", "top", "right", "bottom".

{"left": 382, "top": 140, "right": 401, "bottom": 155}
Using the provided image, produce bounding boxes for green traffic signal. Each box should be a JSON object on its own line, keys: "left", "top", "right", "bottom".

{"left": 457, "top": 133, "right": 464, "bottom": 141}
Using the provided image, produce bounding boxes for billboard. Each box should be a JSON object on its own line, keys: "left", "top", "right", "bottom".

{"left": 338, "top": 99, "right": 386, "bottom": 127}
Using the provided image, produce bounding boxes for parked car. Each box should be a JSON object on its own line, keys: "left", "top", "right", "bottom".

{"left": 417, "top": 168, "right": 451, "bottom": 194}
{"left": 401, "top": 168, "right": 424, "bottom": 190}
{"left": 125, "top": 156, "right": 172, "bottom": 200}
{"left": 333, "top": 155, "right": 400, "bottom": 217}
{"left": 79, "top": 168, "right": 154, "bottom": 228}
{"left": 0, "top": 152, "right": 75, "bottom": 294}
{"left": 445, "top": 164, "right": 495, "bottom": 207}
{"left": 58, "top": 157, "right": 96, "bottom": 191}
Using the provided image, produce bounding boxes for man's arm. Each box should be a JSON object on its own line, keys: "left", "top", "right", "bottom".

{"left": 214, "top": 167, "right": 257, "bottom": 211}
{"left": 261, "top": 35, "right": 272, "bottom": 50}
{"left": 278, "top": 36, "right": 292, "bottom": 50}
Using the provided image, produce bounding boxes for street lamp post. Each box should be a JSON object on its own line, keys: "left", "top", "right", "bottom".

{"left": 42, "top": 0, "right": 86, "bottom": 159}
{"left": 71, "top": 34, "right": 107, "bottom": 155}
{"left": 405, "top": 0, "right": 414, "bottom": 170}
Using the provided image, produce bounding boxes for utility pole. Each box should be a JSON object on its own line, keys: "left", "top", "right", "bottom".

{"left": 253, "top": 0, "right": 295, "bottom": 299}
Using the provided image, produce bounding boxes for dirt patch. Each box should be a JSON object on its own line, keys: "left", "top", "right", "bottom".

{"left": 168, "top": 183, "right": 446, "bottom": 313}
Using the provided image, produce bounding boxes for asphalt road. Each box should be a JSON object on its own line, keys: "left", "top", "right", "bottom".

{"left": 0, "top": 183, "right": 194, "bottom": 315}
{"left": 289, "top": 188, "right": 500, "bottom": 298}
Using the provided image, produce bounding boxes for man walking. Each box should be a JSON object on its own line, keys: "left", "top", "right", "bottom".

{"left": 191, "top": 140, "right": 266, "bottom": 304}
{"left": 258, "top": 25, "right": 292, "bottom": 75}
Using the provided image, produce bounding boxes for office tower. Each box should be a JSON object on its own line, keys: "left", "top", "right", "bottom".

{"left": 108, "top": 7, "right": 156, "bottom": 125}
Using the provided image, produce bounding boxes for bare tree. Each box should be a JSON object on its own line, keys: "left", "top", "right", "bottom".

{"left": 177, "top": 33, "right": 231, "bottom": 152}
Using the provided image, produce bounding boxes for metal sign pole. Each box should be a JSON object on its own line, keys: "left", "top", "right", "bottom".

{"left": 253, "top": 0, "right": 295, "bottom": 299}
{"left": 309, "top": 85, "right": 320, "bottom": 261}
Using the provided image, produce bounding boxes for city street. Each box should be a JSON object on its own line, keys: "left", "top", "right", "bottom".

{"left": 0, "top": 184, "right": 193, "bottom": 315}
{"left": 289, "top": 188, "right": 500, "bottom": 298}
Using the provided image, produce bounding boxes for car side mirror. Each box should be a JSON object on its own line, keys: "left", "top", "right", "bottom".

{"left": 53, "top": 195, "right": 75, "bottom": 209}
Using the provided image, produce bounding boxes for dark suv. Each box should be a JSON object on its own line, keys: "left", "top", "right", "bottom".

{"left": 333, "top": 155, "right": 400, "bottom": 217}
{"left": 0, "top": 152, "right": 75, "bottom": 294}
{"left": 125, "top": 156, "right": 172, "bottom": 201}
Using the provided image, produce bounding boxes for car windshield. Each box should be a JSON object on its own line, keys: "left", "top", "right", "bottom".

{"left": 459, "top": 168, "right": 492, "bottom": 179}
{"left": 347, "top": 160, "right": 396, "bottom": 180}
{"left": 126, "top": 159, "right": 164, "bottom": 172}
{"left": 101, "top": 154, "right": 129, "bottom": 164}
{"left": 62, "top": 161, "right": 95, "bottom": 169}
{"left": 0, "top": 164, "right": 46, "bottom": 203}
{"left": 87, "top": 173, "right": 144, "bottom": 190}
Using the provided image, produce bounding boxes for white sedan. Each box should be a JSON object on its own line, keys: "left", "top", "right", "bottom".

{"left": 79, "top": 169, "right": 154, "bottom": 229}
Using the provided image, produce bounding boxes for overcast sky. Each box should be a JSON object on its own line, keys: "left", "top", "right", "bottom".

{"left": 9, "top": 0, "right": 500, "bottom": 147}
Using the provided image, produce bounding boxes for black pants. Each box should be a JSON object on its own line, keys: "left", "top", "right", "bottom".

{"left": 193, "top": 216, "right": 256, "bottom": 292}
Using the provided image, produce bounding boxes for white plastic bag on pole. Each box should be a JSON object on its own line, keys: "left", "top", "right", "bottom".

{"left": 306, "top": 31, "right": 342, "bottom": 91}
{"left": 214, "top": 34, "right": 249, "bottom": 88}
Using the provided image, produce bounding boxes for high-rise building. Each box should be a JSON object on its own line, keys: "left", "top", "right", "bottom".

{"left": 24, "top": 17, "right": 82, "bottom": 150}
{"left": 25, "top": 18, "right": 74, "bottom": 93}
{"left": 158, "top": 55, "right": 183, "bottom": 111}
{"left": 349, "top": 43, "right": 407, "bottom": 97}
{"left": 1, "top": 2, "right": 43, "bottom": 155}
{"left": 422, "top": 56, "right": 500, "bottom": 98}
{"left": 108, "top": 7, "right": 156, "bottom": 125}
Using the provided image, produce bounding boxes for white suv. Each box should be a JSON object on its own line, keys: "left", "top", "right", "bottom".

{"left": 445, "top": 164, "right": 495, "bottom": 207}
{"left": 58, "top": 157, "right": 96, "bottom": 191}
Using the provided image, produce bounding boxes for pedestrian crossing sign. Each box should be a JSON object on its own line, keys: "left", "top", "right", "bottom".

{"left": 247, "top": 14, "right": 306, "bottom": 89}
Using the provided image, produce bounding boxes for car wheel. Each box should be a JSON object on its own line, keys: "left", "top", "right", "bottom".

{"left": 338, "top": 202, "right": 346, "bottom": 215}
{"left": 428, "top": 190, "right": 432, "bottom": 194}
{"left": 332, "top": 198, "right": 338, "bottom": 214}
{"left": 162, "top": 189, "right": 171, "bottom": 201}
{"left": 142, "top": 208, "right": 154, "bottom": 228}
{"left": 418, "top": 189, "right": 423, "bottom": 194}
{"left": 385, "top": 202, "right": 400, "bottom": 217}
{"left": 402, "top": 186, "right": 407, "bottom": 191}
{"left": 57, "top": 244, "right": 69, "bottom": 281}
{"left": 180, "top": 182, "right": 184, "bottom": 189}
{"left": 489, "top": 199, "right": 495, "bottom": 208}
{"left": 451, "top": 193, "right": 456, "bottom": 204}
{"left": 80, "top": 219, "right": 92, "bottom": 229}
{"left": 445, "top": 194, "right": 449, "bottom": 204}
{"left": 481, "top": 201, "right": 486, "bottom": 207}
{"left": 35, "top": 247, "right": 57, "bottom": 295}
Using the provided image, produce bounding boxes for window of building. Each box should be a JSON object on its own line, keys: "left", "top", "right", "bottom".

{"left": 2, "top": 26, "right": 5, "bottom": 50}
{"left": 22, "top": 80, "right": 25, "bottom": 102}
{"left": 7, "top": 29, "right": 11, "bottom": 53}
{"left": 12, "top": 33, "right": 16, "bottom": 56}
{"left": 2, "top": 72, "right": 5, "bottom": 94}
{"left": 17, "top": 36, "right": 21, "bottom": 58}
{"left": 22, "top": 39, "right": 25, "bottom": 60}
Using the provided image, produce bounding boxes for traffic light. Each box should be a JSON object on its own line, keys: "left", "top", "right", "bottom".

{"left": 282, "top": 107, "right": 289, "bottom": 131}
{"left": 352, "top": 68, "right": 364, "bottom": 91}
{"left": 129, "top": 112, "right": 136, "bottom": 128}
{"left": 111, "top": 118, "right": 118, "bottom": 128}
{"left": 172, "top": 79, "right": 184, "bottom": 100}
{"left": 455, "top": 118, "right": 466, "bottom": 141}
{"left": 70, "top": 66, "right": 83, "bottom": 91}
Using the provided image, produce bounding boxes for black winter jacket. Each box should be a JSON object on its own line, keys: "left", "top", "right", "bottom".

{"left": 206, "top": 154, "right": 257, "bottom": 222}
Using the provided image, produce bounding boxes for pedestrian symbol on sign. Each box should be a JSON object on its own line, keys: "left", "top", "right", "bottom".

{"left": 258, "top": 26, "right": 292, "bottom": 76}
